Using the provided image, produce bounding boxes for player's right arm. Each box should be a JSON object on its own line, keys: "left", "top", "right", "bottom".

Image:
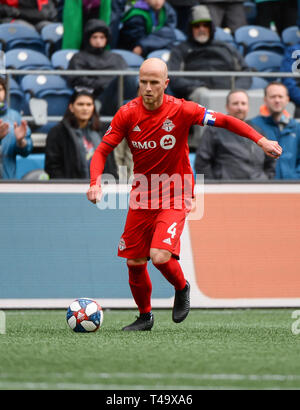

{"left": 87, "top": 108, "right": 128, "bottom": 204}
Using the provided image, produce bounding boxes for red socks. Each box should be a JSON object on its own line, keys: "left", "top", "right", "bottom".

{"left": 153, "top": 258, "right": 186, "bottom": 291}
{"left": 127, "top": 258, "right": 186, "bottom": 314}
{"left": 127, "top": 262, "right": 152, "bottom": 314}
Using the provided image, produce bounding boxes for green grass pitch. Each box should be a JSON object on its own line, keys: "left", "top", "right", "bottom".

{"left": 0, "top": 308, "right": 300, "bottom": 390}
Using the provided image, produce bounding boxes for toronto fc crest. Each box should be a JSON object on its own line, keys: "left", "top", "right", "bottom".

{"left": 162, "top": 118, "right": 175, "bottom": 132}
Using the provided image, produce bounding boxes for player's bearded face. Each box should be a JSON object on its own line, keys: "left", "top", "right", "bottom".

{"left": 139, "top": 72, "right": 168, "bottom": 108}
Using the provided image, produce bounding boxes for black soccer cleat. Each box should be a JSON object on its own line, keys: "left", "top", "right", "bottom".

{"left": 122, "top": 311, "right": 154, "bottom": 331}
{"left": 172, "top": 280, "right": 190, "bottom": 323}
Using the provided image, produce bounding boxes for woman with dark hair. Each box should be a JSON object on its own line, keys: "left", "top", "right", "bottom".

{"left": 45, "top": 88, "right": 118, "bottom": 179}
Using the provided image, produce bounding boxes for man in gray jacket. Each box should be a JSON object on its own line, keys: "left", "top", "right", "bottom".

{"left": 195, "top": 89, "right": 276, "bottom": 180}
{"left": 168, "top": 5, "right": 252, "bottom": 100}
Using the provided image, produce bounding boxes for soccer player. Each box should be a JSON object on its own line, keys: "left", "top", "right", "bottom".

{"left": 87, "top": 58, "right": 282, "bottom": 331}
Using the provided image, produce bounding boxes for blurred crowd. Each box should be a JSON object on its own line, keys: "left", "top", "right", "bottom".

{"left": 0, "top": 0, "right": 300, "bottom": 181}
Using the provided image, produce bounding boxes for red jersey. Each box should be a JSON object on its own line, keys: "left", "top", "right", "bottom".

{"left": 90, "top": 94, "right": 263, "bottom": 209}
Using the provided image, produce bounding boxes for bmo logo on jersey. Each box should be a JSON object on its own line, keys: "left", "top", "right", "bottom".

{"left": 132, "top": 140, "right": 157, "bottom": 149}
{"left": 131, "top": 135, "right": 176, "bottom": 150}
{"left": 160, "top": 135, "right": 176, "bottom": 150}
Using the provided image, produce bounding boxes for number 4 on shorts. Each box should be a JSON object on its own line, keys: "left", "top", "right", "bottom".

{"left": 167, "top": 222, "right": 177, "bottom": 239}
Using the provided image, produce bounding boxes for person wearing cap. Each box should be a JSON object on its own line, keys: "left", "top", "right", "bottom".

{"left": 67, "top": 19, "right": 137, "bottom": 116}
{"left": 168, "top": 5, "right": 251, "bottom": 100}
{"left": 0, "top": 77, "right": 33, "bottom": 180}
{"left": 167, "top": 5, "right": 252, "bottom": 145}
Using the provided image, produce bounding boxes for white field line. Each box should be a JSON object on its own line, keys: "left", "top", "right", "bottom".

{"left": 1, "top": 372, "right": 300, "bottom": 382}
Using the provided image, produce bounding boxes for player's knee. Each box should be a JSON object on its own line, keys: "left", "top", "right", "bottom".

{"left": 127, "top": 258, "right": 147, "bottom": 266}
{"left": 150, "top": 249, "right": 171, "bottom": 265}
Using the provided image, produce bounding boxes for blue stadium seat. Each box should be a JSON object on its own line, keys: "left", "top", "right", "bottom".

{"left": 5, "top": 49, "right": 52, "bottom": 70}
{"left": 0, "top": 23, "right": 45, "bottom": 53}
{"left": 174, "top": 28, "right": 187, "bottom": 42}
{"left": 51, "top": 49, "right": 78, "bottom": 70}
{"left": 214, "top": 27, "right": 234, "bottom": 43}
{"left": 234, "top": 25, "right": 284, "bottom": 55}
{"left": 16, "top": 154, "right": 46, "bottom": 180}
{"left": 147, "top": 49, "right": 171, "bottom": 63}
{"left": 5, "top": 49, "right": 53, "bottom": 84}
{"left": 281, "top": 26, "right": 300, "bottom": 46}
{"left": 249, "top": 77, "right": 269, "bottom": 90}
{"left": 244, "top": 50, "right": 283, "bottom": 72}
{"left": 111, "top": 49, "right": 144, "bottom": 68}
{"left": 214, "top": 27, "right": 238, "bottom": 49}
{"left": 41, "top": 23, "right": 64, "bottom": 57}
{"left": 9, "top": 77, "right": 25, "bottom": 112}
{"left": 21, "top": 74, "right": 73, "bottom": 116}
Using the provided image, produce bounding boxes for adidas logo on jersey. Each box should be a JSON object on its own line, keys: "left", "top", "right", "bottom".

{"left": 162, "top": 238, "right": 172, "bottom": 245}
{"left": 133, "top": 125, "right": 141, "bottom": 132}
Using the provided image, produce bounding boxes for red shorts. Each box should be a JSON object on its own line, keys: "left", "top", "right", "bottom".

{"left": 118, "top": 208, "right": 189, "bottom": 259}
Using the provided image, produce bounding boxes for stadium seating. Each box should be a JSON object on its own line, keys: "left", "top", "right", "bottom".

{"left": 147, "top": 49, "right": 171, "bottom": 63}
{"left": 234, "top": 25, "right": 284, "bottom": 55}
{"left": 21, "top": 74, "right": 73, "bottom": 116}
{"left": 214, "top": 27, "right": 235, "bottom": 46}
{"left": 174, "top": 28, "right": 187, "bottom": 43}
{"left": 249, "top": 77, "right": 269, "bottom": 90}
{"left": 16, "top": 153, "right": 46, "bottom": 180}
{"left": 5, "top": 49, "right": 53, "bottom": 71}
{"left": 5, "top": 49, "right": 53, "bottom": 85}
{"left": 41, "top": 23, "right": 64, "bottom": 57}
{"left": 9, "top": 77, "right": 25, "bottom": 112}
{"left": 51, "top": 49, "right": 78, "bottom": 70}
{"left": 111, "top": 49, "right": 144, "bottom": 68}
{"left": 0, "top": 23, "right": 45, "bottom": 54}
{"left": 244, "top": 50, "right": 283, "bottom": 72}
{"left": 281, "top": 26, "right": 300, "bottom": 46}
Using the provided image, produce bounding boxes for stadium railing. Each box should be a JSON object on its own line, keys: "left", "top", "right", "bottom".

{"left": 2, "top": 68, "right": 300, "bottom": 151}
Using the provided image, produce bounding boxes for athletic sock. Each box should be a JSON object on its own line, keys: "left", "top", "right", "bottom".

{"left": 127, "top": 262, "right": 152, "bottom": 314}
{"left": 153, "top": 257, "right": 186, "bottom": 291}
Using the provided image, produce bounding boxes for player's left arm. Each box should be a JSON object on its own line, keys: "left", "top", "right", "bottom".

{"left": 204, "top": 110, "right": 282, "bottom": 159}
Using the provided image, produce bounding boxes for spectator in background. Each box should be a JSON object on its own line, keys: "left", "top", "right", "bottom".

{"left": 0, "top": 77, "right": 33, "bottom": 179}
{"left": 195, "top": 89, "right": 276, "bottom": 180}
{"left": 118, "top": 0, "right": 178, "bottom": 57}
{"left": 200, "top": 0, "right": 247, "bottom": 33}
{"left": 62, "top": 0, "right": 112, "bottom": 50}
{"left": 280, "top": 44, "right": 300, "bottom": 118}
{"left": 251, "top": 82, "right": 300, "bottom": 179}
{"left": 168, "top": 5, "right": 252, "bottom": 143}
{"left": 45, "top": 88, "right": 118, "bottom": 179}
{"left": 67, "top": 19, "right": 137, "bottom": 116}
{"left": 168, "top": 5, "right": 252, "bottom": 101}
{"left": 167, "top": 0, "right": 198, "bottom": 35}
{"left": 0, "top": 0, "right": 58, "bottom": 31}
{"left": 254, "top": 0, "right": 297, "bottom": 35}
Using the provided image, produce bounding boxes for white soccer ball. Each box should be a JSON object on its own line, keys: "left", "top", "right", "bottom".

{"left": 66, "top": 298, "right": 103, "bottom": 332}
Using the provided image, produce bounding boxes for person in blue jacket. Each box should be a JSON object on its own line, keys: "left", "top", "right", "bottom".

{"left": 280, "top": 43, "right": 300, "bottom": 118}
{"left": 118, "top": 0, "right": 178, "bottom": 57}
{"left": 251, "top": 82, "right": 300, "bottom": 180}
{"left": 0, "top": 77, "right": 33, "bottom": 179}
